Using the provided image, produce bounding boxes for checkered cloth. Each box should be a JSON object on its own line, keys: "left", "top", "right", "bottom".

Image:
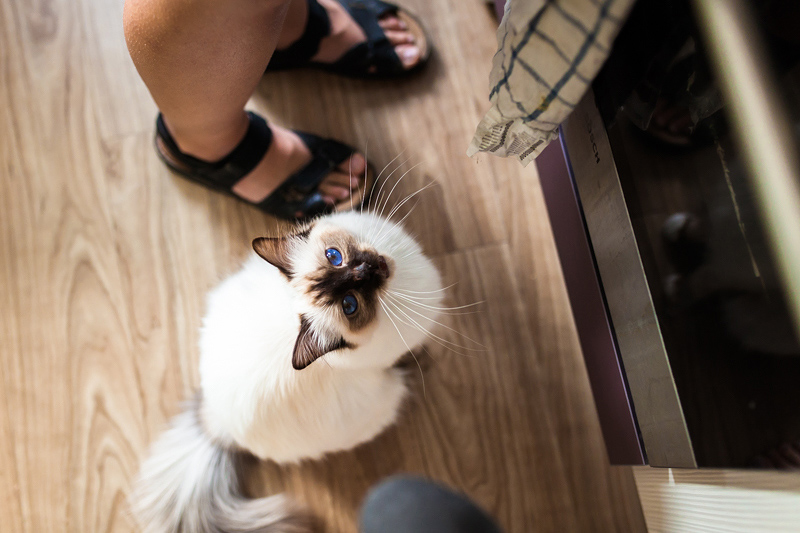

{"left": 468, "top": 0, "right": 635, "bottom": 166}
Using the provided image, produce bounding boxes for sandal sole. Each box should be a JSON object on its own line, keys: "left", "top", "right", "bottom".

{"left": 156, "top": 131, "right": 377, "bottom": 219}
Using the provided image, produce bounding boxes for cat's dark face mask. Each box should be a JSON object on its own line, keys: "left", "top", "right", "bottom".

{"left": 252, "top": 226, "right": 393, "bottom": 370}
{"left": 308, "top": 246, "right": 390, "bottom": 329}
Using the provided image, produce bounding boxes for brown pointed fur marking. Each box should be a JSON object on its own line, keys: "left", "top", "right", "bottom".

{"left": 292, "top": 314, "right": 355, "bottom": 370}
{"left": 252, "top": 227, "right": 312, "bottom": 277}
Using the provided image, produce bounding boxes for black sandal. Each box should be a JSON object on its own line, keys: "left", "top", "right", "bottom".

{"left": 267, "top": 0, "right": 431, "bottom": 79}
{"left": 155, "top": 112, "right": 373, "bottom": 220}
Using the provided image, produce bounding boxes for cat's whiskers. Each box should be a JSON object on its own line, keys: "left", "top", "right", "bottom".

{"left": 373, "top": 191, "right": 429, "bottom": 248}
{"left": 381, "top": 199, "right": 420, "bottom": 239}
{"left": 385, "top": 293, "right": 487, "bottom": 350}
{"left": 365, "top": 165, "right": 409, "bottom": 243}
{"left": 376, "top": 162, "right": 422, "bottom": 221}
{"left": 392, "top": 283, "right": 457, "bottom": 295}
{"left": 383, "top": 179, "right": 429, "bottom": 221}
{"left": 388, "top": 290, "right": 484, "bottom": 315}
{"left": 391, "top": 265, "right": 438, "bottom": 276}
{"left": 372, "top": 181, "right": 436, "bottom": 247}
{"left": 369, "top": 158, "right": 402, "bottom": 215}
{"left": 349, "top": 150, "right": 355, "bottom": 212}
{"left": 373, "top": 167, "right": 429, "bottom": 245}
{"left": 379, "top": 241, "right": 412, "bottom": 260}
{"left": 392, "top": 302, "right": 480, "bottom": 317}
{"left": 387, "top": 294, "right": 487, "bottom": 352}
{"left": 367, "top": 154, "right": 410, "bottom": 220}
{"left": 387, "top": 293, "right": 446, "bottom": 301}
{"left": 381, "top": 295, "right": 479, "bottom": 358}
{"left": 379, "top": 296, "right": 426, "bottom": 397}
{"left": 379, "top": 298, "right": 441, "bottom": 366}
{"left": 355, "top": 139, "right": 371, "bottom": 215}
{"left": 365, "top": 159, "right": 412, "bottom": 244}
{"left": 397, "top": 249, "right": 422, "bottom": 260}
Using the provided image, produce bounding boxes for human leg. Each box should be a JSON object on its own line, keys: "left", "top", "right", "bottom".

{"left": 123, "top": 0, "right": 367, "bottom": 214}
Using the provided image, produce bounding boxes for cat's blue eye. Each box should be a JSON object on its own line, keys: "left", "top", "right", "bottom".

{"left": 342, "top": 294, "right": 358, "bottom": 316}
{"left": 325, "top": 248, "right": 343, "bottom": 266}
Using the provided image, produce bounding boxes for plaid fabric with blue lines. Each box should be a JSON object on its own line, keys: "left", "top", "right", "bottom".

{"left": 468, "top": 0, "right": 634, "bottom": 166}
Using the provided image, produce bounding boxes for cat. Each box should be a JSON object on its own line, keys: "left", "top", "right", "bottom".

{"left": 129, "top": 210, "right": 444, "bottom": 533}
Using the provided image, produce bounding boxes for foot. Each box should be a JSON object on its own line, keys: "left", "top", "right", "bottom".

{"left": 277, "top": 0, "right": 422, "bottom": 71}
{"left": 647, "top": 97, "right": 695, "bottom": 146}
{"left": 360, "top": 476, "right": 504, "bottom": 533}
{"left": 755, "top": 441, "right": 800, "bottom": 470}
{"left": 165, "top": 112, "right": 368, "bottom": 218}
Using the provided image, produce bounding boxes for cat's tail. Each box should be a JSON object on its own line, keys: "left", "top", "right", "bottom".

{"left": 129, "top": 396, "right": 311, "bottom": 533}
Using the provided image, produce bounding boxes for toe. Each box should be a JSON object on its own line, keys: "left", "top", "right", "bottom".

{"left": 320, "top": 153, "right": 368, "bottom": 205}
{"left": 338, "top": 152, "right": 367, "bottom": 176}
{"left": 668, "top": 114, "right": 694, "bottom": 135}
{"left": 326, "top": 171, "right": 358, "bottom": 189}
{"left": 384, "top": 29, "right": 415, "bottom": 46}
{"left": 379, "top": 16, "right": 407, "bottom": 31}
{"left": 395, "top": 44, "right": 420, "bottom": 69}
{"left": 319, "top": 173, "right": 353, "bottom": 200}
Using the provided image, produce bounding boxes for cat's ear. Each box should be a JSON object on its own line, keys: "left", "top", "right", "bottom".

{"left": 293, "top": 315, "right": 352, "bottom": 370}
{"left": 252, "top": 227, "right": 311, "bottom": 277}
{"left": 252, "top": 237, "right": 293, "bottom": 276}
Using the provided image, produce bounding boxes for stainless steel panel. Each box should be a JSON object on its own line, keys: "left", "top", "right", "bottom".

{"left": 561, "top": 90, "right": 696, "bottom": 468}
{"left": 537, "top": 139, "right": 645, "bottom": 465}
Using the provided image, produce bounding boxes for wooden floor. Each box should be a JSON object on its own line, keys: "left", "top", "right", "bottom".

{"left": 0, "top": 0, "right": 646, "bottom": 531}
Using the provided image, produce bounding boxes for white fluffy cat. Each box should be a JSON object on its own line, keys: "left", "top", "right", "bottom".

{"left": 130, "top": 210, "right": 443, "bottom": 533}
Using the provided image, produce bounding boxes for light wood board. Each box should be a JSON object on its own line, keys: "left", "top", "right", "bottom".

{"left": 0, "top": 0, "right": 645, "bottom": 531}
{"left": 634, "top": 467, "right": 800, "bottom": 532}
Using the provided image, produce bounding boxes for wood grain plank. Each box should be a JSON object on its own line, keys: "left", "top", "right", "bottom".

{"left": 634, "top": 467, "right": 800, "bottom": 532}
{"left": 0, "top": 0, "right": 645, "bottom": 531}
{"left": 496, "top": 151, "right": 647, "bottom": 533}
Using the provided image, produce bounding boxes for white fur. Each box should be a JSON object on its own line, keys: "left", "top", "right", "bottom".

{"left": 199, "top": 211, "right": 443, "bottom": 463}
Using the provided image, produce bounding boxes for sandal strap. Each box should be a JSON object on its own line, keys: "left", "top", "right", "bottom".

{"left": 268, "top": 0, "right": 331, "bottom": 71}
{"left": 156, "top": 112, "right": 272, "bottom": 190}
{"left": 156, "top": 111, "right": 362, "bottom": 221}
{"left": 326, "top": 0, "right": 404, "bottom": 77}
{"left": 257, "top": 131, "right": 355, "bottom": 219}
{"left": 291, "top": 130, "right": 355, "bottom": 190}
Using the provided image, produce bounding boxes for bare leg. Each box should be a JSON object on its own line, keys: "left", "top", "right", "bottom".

{"left": 123, "top": 0, "right": 365, "bottom": 209}
{"left": 123, "top": 0, "right": 422, "bottom": 210}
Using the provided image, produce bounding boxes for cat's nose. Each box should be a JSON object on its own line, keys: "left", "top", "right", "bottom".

{"left": 352, "top": 262, "right": 373, "bottom": 281}
{"left": 352, "top": 255, "right": 389, "bottom": 281}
